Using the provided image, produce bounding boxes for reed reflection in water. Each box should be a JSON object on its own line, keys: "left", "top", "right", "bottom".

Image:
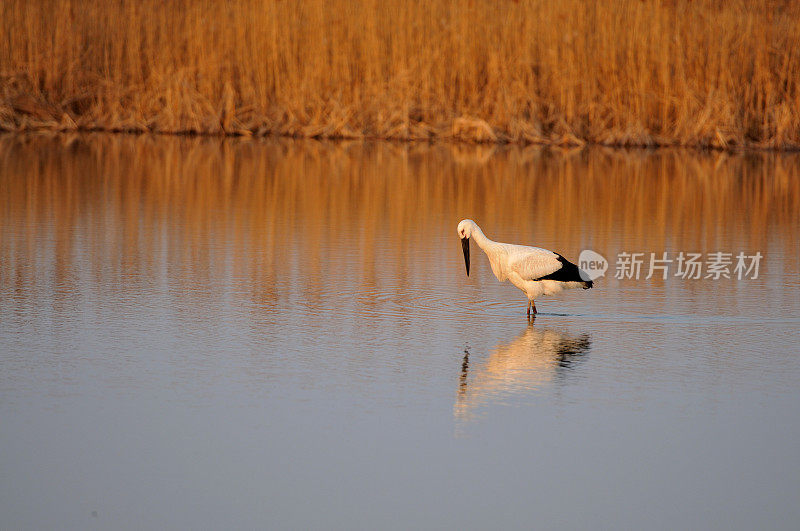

{"left": 1, "top": 134, "right": 799, "bottom": 530}
{"left": 1, "top": 133, "right": 798, "bottom": 319}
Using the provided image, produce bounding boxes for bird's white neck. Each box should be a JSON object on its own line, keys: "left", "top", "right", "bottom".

{"left": 470, "top": 225, "right": 497, "bottom": 252}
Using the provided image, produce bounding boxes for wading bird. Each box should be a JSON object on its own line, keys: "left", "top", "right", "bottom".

{"left": 458, "top": 219, "right": 593, "bottom": 315}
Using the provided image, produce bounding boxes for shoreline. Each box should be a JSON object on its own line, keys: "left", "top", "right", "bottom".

{"left": 2, "top": 123, "right": 799, "bottom": 153}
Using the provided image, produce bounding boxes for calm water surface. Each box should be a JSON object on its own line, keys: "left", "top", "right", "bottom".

{"left": 1, "top": 135, "right": 799, "bottom": 530}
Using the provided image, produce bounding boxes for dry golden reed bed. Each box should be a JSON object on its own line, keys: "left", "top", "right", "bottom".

{"left": 2, "top": 0, "right": 800, "bottom": 149}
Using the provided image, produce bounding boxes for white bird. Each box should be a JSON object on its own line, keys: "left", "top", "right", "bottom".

{"left": 457, "top": 219, "right": 593, "bottom": 315}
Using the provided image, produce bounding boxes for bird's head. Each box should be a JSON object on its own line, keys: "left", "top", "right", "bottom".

{"left": 457, "top": 219, "right": 477, "bottom": 276}
{"left": 457, "top": 219, "right": 477, "bottom": 240}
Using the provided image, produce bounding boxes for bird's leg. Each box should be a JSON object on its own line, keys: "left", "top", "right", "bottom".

{"left": 531, "top": 300, "right": 537, "bottom": 315}
{"left": 527, "top": 301, "right": 531, "bottom": 316}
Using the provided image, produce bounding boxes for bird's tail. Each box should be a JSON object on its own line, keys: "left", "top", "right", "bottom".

{"left": 582, "top": 280, "right": 593, "bottom": 289}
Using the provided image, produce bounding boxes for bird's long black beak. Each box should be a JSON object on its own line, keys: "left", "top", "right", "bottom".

{"left": 461, "top": 237, "right": 470, "bottom": 276}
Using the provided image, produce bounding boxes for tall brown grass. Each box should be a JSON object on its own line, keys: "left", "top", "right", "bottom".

{"left": 1, "top": 0, "right": 800, "bottom": 148}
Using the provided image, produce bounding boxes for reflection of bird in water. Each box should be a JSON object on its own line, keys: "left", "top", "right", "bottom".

{"left": 455, "top": 318, "right": 591, "bottom": 425}
{"left": 457, "top": 219, "right": 593, "bottom": 315}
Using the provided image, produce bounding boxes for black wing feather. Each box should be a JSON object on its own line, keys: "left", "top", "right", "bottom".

{"left": 534, "top": 254, "right": 593, "bottom": 288}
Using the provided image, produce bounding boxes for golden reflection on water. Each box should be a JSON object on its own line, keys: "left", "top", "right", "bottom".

{"left": 2, "top": 134, "right": 798, "bottom": 293}
{"left": 1, "top": 133, "right": 799, "bottom": 417}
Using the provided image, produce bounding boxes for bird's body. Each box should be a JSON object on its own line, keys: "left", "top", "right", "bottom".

{"left": 457, "top": 219, "right": 592, "bottom": 315}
